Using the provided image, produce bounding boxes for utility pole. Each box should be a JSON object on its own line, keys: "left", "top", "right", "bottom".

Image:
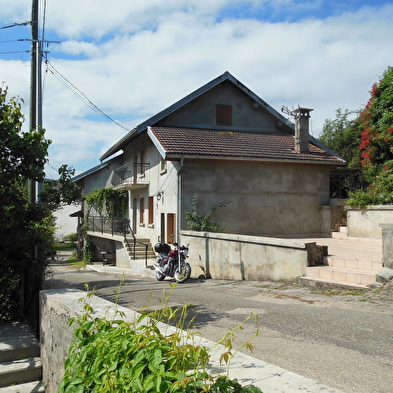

{"left": 29, "top": 0, "right": 39, "bottom": 205}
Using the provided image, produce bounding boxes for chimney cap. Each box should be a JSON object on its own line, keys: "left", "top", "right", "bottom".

{"left": 292, "top": 107, "right": 313, "bottom": 118}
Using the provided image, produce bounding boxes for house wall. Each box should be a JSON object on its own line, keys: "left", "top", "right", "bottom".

{"left": 53, "top": 202, "right": 81, "bottom": 241}
{"left": 83, "top": 156, "right": 124, "bottom": 196}
{"left": 181, "top": 161, "right": 331, "bottom": 236}
{"left": 121, "top": 134, "right": 180, "bottom": 244}
{"left": 159, "top": 81, "right": 286, "bottom": 132}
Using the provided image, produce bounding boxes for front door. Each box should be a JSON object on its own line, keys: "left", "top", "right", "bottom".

{"left": 167, "top": 213, "right": 176, "bottom": 244}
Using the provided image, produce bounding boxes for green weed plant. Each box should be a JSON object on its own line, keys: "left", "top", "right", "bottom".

{"left": 59, "top": 284, "right": 262, "bottom": 393}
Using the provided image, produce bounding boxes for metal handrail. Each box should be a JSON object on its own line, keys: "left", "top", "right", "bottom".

{"left": 123, "top": 219, "right": 148, "bottom": 267}
{"left": 111, "top": 163, "right": 150, "bottom": 187}
{"left": 86, "top": 216, "right": 148, "bottom": 266}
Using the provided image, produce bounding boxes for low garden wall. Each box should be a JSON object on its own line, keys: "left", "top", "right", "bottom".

{"left": 181, "top": 231, "right": 322, "bottom": 281}
{"left": 40, "top": 288, "right": 330, "bottom": 393}
{"left": 347, "top": 205, "right": 393, "bottom": 238}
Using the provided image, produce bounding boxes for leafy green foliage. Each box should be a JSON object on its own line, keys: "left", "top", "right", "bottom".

{"left": 39, "top": 165, "right": 82, "bottom": 210}
{"left": 319, "top": 108, "right": 363, "bottom": 168}
{"left": 347, "top": 161, "right": 393, "bottom": 207}
{"left": 360, "top": 66, "right": 393, "bottom": 181}
{"left": 83, "top": 236, "right": 95, "bottom": 263}
{"left": 346, "top": 66, "right": 393, "bottom": 207}
{"left": 185, "top": 194, "right": 231, "bottom": 232}
{"left": 59, "top": 287, "right": 263, "bottom": 393}
{"left": 85, "top": 187, "right": 128, "bottom": 218}
{"left": 0, "top": 84, "right": 81, "bottom": 323}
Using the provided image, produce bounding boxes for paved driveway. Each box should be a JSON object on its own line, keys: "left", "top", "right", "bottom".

{"left": 45, "top": 251, "right": 393, "bottom": 393}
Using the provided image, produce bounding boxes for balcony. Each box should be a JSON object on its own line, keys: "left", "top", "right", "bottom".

{"left": 111, "top": 163, "right": 150, "bottom": 190}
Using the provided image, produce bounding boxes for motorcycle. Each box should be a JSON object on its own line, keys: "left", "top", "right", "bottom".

{"left": 153, "top": 241, "right": 191, "bottom": 283}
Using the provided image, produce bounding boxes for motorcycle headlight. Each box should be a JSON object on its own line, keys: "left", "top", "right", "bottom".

{"left": 182, "top": 248, "right": 189, "bottom": 257}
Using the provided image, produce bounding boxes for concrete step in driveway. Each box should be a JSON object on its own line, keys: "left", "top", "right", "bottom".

{"left": 0, "top": 381, "right": 44, "bottom": 393}
{"left": 0, "top": 323, "right": 44, "bottom": 392}
{"left": 302, "top": 256, "right": 383, "bottom": 289}
{"left": 0, "top": 358, "right": 43, "bottom": 388}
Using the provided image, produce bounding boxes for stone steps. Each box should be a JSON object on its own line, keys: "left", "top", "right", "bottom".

{"left": 125, "top": 238, "right": 156, "bottom": 260}
{"left": 302, "top": 255, "right": 383, "bottom": 289}
{"left": 331, "top": 225, "right": 348, "bottom": 239}
{"left": 0, "top": 323, "right": 44, "bottom": 392}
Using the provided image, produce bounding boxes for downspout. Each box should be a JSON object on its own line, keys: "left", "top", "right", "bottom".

{"left": 177, "top": 156, "right": 184, "bottom": 243}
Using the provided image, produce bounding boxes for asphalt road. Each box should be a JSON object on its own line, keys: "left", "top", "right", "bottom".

{"left": 45, "top": 254, "right": 393, "bottom": 393}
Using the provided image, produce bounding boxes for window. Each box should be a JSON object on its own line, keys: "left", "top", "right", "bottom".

{"left": 148, "top": 196, "right": 154, "bottom": 225}
{"left": 216, "top": 104, "right": 232, "bottom": 126}
{"left": 140, "top": 198, "right": 145, "bottom": 223}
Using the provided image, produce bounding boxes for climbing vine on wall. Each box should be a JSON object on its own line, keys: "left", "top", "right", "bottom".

{"left": 85, "top": 188, "right": 128, "bottom": 217}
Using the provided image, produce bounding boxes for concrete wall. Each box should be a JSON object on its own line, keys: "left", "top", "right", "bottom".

{"left": 53, "top": 203, "right": 81, "bottom": 241}
{"left": 39, "top": 288, "right": 142, "bottom": 393}
{"left": 347, "top": 206, "right": 393, "bottom": 238}
{"left": 159, "top": 81, "right": 286, "bottom": 132}
{"left": 181, "top": 162, "right": 331, "bottom": 237}
{"left": 181, "top": 230, "right": 314, "bottom": 281}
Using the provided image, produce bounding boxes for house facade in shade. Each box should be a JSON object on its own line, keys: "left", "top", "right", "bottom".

{"left": 73, "top": 71, "right": 346, "bottom": 264}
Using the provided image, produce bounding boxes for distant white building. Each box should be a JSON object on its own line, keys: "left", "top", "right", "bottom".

{"left": 53, "top": 202, "right": 81, "bottom": 241}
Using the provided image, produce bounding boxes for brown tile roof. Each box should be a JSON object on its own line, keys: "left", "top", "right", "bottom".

{"left": 149, "top": 127, "right": 345, "bottom": 164}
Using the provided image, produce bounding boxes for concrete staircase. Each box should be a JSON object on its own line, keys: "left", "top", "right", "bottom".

{"left": 124, "top": 238, "right": 156, "bottom": 262}
{"left": 331, "top": 221, "right": 348, "bottom": 240}
{"left": 301, "top": 226, "right": 383, "bottom": 288}
{"left": 303, "top": 255, "right": 383, "bottom": 288}
{"left": 0, "top": 323, "right": 44, "bottom": 392}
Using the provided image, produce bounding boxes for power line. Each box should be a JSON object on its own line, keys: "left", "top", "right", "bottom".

{"left": 0, "top": 21, "right": 31, "bottom": 29}
{"left": 0, "top": 50, "right": 29, "bottom": 55}
{"left": 45, "top": 59, "right": 132, "bottom": 132}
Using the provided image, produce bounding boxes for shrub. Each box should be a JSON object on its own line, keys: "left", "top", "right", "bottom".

{"left": 59, "top": 287, "right": 262, "bottom": 393}
{"left": 185, "top": 194, "right": 231, "bottom": 232}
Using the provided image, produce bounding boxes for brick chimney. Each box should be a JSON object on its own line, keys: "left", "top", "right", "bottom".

{"left": 293, "top": 107, "right": 313, "bottom": 153}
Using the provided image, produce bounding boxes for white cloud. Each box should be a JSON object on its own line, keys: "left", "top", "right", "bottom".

{"left": 1, "top": 1, "right": 392, "bottom": 174}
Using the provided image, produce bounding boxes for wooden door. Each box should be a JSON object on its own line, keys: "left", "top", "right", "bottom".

{"left": 167, "top": 213, "right": 176, "bottom": 244}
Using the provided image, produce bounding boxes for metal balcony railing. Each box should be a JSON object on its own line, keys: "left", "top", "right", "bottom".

{"left": 111, "top": 163, "right": 150, "bottom": 188}
{"left": 86, "top": 216, "right": 148, "bottom": 266}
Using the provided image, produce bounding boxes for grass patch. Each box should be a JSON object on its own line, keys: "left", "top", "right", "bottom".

{"left": 66, "top": 250, "right": 87, "bottom": 269}
{"left": 311, "top": 288, "right": 367, "bottom": 297}
{"left": 54, "top": 242, "right": 76, "bottom": 251}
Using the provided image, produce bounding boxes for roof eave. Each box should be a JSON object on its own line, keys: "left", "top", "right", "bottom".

{"left": 100, "top": 71, "right": 294, "bottom": 161}
{"left": 164, "top": 153, "right": 346, "bottom": 166}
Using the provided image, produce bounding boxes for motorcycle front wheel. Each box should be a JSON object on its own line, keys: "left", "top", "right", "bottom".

{"left": 174, "top": 263, "right": 191, "bottom": 283}
{"left": 155, "top": 268, "right": 165, "bottom": 281}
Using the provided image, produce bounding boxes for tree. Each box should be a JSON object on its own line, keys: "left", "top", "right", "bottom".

{"left": 0, "top": 85, "right": 81, "bottom": 324}
{"left": 319, "top": 108, "right": 363, "bottom": 168}
{"left": 359, "top": 66, "right": 393, "bottom": 181}
{"left": 346, "top": 66, "right": 393, "bottom": 207}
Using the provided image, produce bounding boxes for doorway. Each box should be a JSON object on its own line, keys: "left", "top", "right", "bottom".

{"left": 167, "top": 213, "right": 176, "bottom": 243}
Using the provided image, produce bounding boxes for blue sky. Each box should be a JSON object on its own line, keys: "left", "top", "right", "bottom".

{"left": 1, "top": 0, "right": 392, "bottom": 178}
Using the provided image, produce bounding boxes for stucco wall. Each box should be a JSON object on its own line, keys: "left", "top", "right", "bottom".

{"left": 159, "top": 81, "right": 284, "bottom": 132}
{"left": 181, "top": 161, "right": 331, "bottom": 237}
{"left": 181, "top": 230, "right": 311, "bottom": 281}
{"left": 347, "top": 206, "right": 393, "bottom": 238}
{"left": 53, "top": 203, "right": 81, "bottom": 241}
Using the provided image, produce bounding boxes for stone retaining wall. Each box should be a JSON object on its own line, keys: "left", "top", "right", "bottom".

{"left": 347, "top": 206, "right": 393, "bottom": 238}
{"left": 181, "top": 231, "right": 320, "bottom": 281}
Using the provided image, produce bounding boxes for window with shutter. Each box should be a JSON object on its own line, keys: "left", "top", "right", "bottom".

{"left": 216, "top": 104, "right": 232, "bottom": 126}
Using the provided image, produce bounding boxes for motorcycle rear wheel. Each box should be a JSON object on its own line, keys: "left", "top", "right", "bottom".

{"left": 174, "top": 263, "right": 191, "bottom": 283}
{"left": 155, "top": 269, "right": 165, "bottom": 281}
